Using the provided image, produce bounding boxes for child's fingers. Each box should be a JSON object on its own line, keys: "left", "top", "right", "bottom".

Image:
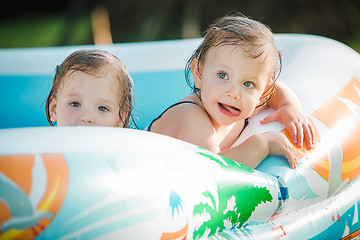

{"left": 300, "top": 117, "right": 316, "bottom": 149}
{"left": 284, "top": 150, "right": 297, "bottom": 168}
{"left": 266, "top": 132, "right": 297, "bottom": 168}
{"left": 303, "top": 123, "right": 314, "bottom": 149}
{"left": 296, "top": 122, "right": 304, "bottom": 148}
{"left": 308, "top": 120, "right": 316, "bottom": 145}
{"left": 260, "top": 111, "right": 279, "bottom": 124}
{"left": 290, "top": 145, "right": 297, "bottom": 168}
{"left": 283, "top": 140, "right": 297, "bottom": 168}
{"left": 286, "top": 122, "right": 297, "bottom": 145}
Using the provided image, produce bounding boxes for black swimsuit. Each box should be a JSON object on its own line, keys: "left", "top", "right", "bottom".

{"left": 146, "top": 100, "right": 249, "bottom": 136}
{"left": 146, "top": 101, "right": 198, "bottom": 131}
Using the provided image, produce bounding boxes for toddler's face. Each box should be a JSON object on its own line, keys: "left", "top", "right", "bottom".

{"left": 50, "top": 70, "right": 122, "bottom": 127}
{"left": 195, "top": 45, "right": 273, "bottom": 128}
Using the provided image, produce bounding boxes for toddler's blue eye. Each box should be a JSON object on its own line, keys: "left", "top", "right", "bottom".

{"left": 69, "top": 102, "right": 80, "bottom": 107}
{"left": 218, "top": 72, "right": 228, "bottom": 80}
{"left": 99, "top": 106, "right": 109, "bottom": 112}
{"left": 244, "top": 81, "right": 254, "bottom": 88}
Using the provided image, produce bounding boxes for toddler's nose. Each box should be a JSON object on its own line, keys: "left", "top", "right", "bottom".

{"left": 226, "top": 85, "right": 240, "bottom": 99}
{"left": 80, "top": 111, "right": 95, "bottom": 124}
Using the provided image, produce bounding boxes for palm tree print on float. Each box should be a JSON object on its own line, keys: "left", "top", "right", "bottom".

{"left": 193, "top": 150, "right": 273, "bottom": 239}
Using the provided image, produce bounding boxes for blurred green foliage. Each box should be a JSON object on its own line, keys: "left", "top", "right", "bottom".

{"left": 0, "top": 0, "right": 359, "bottom": 53}
{"left": 0, "top": 14, "right": 92, "bottom": 48}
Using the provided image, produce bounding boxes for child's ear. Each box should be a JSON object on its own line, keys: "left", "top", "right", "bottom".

{"left": 49, "top": 97, "right": 58, "bottom": 123}
{"left": 116, "top": 120, "right": 124, "bottom": 128}
{"left": 190, "top": 58, "right": 202, "bottom": 89}
{"left": 116, "top": 113, "right": 126, "bottom": 128}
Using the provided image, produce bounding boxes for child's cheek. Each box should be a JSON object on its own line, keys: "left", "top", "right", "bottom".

{"left": 59, "top": 107, "right": 77, "bottom": 126}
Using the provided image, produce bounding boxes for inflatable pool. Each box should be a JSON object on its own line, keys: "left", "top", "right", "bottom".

{"left": 1, "top": 34, "right": 360, "bottom": 239}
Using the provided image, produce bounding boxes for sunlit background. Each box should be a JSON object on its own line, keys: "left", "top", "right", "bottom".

{"left": 1, "top": 0, "right": 359, "bottom": 52}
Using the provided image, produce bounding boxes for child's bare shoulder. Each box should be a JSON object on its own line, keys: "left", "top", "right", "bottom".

{"left": 152, "top": 100, "right": 215, "bottom": 143}
{"left": 155, "top": 100, "right": 210, "bottom": 129}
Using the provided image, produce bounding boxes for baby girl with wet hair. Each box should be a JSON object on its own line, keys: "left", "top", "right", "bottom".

{"left": 46, "top": 49, "right": 135, "bottom": 128}
{"left": 148, "top": 14, "right": 314, "bottom": 168}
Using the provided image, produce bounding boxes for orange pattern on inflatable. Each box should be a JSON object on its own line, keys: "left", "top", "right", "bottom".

{"left": 0, "top": 154, "right": 69, "bottom": 239}
{"left": 286, "top": 76, "right": 360, "bottom": 182}
{"left": 160, "top": 223, "right": 188, "bottom": 240}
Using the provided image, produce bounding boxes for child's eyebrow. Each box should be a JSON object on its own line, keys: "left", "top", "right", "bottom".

{"left": 217, "top": 63, "right": 233, "bottom": 73}
{"left": 65, "top": 92, "right": 82, "bottom": 98}
{"left": 98, "top": 98, "right": 117, "bottom": 107}
{"left": 99, "top": 98, "right": 114, "bottom": 103}
{"left": 64, "top": 87, "right": 83, "bottom": 94}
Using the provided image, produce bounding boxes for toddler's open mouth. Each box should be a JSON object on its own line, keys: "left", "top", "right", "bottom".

{"left": 218, "top": 102, "right": 241, "bottom": 117}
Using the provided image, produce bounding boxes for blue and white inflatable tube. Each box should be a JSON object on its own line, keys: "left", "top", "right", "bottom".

{"left": 0, "top": 34, "right": 360, "bottom": 239}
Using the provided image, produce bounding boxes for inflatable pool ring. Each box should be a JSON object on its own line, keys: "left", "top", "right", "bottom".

{"left": 0, "top": 34, "right": 360, "bottom": 239}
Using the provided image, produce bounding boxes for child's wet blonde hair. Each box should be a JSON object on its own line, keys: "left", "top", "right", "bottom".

{"left": 45, "top": 49, "right": 135, "bottom": 128}
{"left": 185, "top": 13, "right": 282, "bottom": 107}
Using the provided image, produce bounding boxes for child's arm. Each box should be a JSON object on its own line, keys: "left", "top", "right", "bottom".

{"left": 221, "top": 131, "right": 297, "bottom": 169}
{"left": 151, "top": 100, "right": 297, "bottom": 169}
{"left": 260, "top": 81, "right": 315, "bottom": 149}
{"left": 171, "top": 118, "right": 297, "bottom": 169}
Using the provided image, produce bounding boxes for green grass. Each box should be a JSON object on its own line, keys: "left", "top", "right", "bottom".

{"left": 350, "top": 43, "right": 360, "bottom": 54}
{"left": 0, "top": 14, "right": 92, "bottom": 48}
{"left": 348, "top": 33, "right": 360, "bottom": 53}
{"left": 0, "top": 14, "right": 359, "bottom": 54}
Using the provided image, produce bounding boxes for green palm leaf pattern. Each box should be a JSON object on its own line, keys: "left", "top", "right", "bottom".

{"left": 193, "top": 150, "right": 273, "bottom": 239}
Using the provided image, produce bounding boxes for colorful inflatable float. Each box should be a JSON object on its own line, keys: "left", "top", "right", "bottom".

{"left": 0, "top": 34, "right": 360, "bottom": 239}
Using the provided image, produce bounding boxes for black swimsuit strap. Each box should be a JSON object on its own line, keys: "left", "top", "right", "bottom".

{"left": 239, "top": 117, "right": 249, "bottom": 137}
{"left": 147, "top": 101, "right": 249, "bottom": 138}
{"left": 146, "top": 101, "right": 199, "bottom": 131}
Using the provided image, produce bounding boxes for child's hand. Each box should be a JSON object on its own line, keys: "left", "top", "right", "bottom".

{"left": 261, "top": 131, "right": 298, "bottom": 168}
{"left": 260, "top": 105, "right": 315, "bottom": 149}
